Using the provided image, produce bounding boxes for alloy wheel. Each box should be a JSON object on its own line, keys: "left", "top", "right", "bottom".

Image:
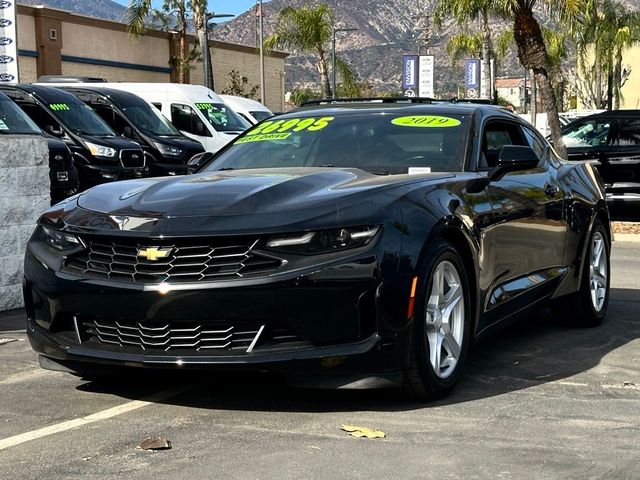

{"left": 589, "top": 231, "right": 608, "bottom": 313}
{"left": 425, "top": 260, "right": 465, "bottom": 379}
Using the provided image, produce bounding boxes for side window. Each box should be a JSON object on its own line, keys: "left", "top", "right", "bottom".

{"left": 19, "top": 103, "right": 60, "bottom": 131}
{"left": 611, "top": 118, "right": 640, "bottom": 146}
{"left": 170, "top": 103, "right": 211, "bottom": 137}
{"left": 480, "top": 120, "right": 527, "bottom": 169}
{"left": 152, "top": 103, "right": 162, "bottom": 111}
{"left": 562, "top": 118, "right": 611, "bottom": 148}
{"left": 522, "top": 126, "right": 546, "bottom": 159}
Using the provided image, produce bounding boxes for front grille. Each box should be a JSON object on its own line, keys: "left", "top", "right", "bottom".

{"left": 65, "top": 236, "right": 283, "bottom": 283}
{"left": 81, "top": 318, "right": 307, "bottom": 352}
{"left": 120, "top": 149, "right": 145, "bottom": 168}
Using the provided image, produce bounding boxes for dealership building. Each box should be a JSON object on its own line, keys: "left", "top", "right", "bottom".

{"left": 12, "top": 4, "right": 288, "bottom": 112}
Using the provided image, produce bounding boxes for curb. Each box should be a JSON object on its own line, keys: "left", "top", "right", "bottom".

{"left": 613, "top": 233, "right": 640, "bottom": 243}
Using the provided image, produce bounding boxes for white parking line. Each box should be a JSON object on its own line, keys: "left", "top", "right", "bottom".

{"left": 0, "top": 385, "right": 189, "bottom": 452}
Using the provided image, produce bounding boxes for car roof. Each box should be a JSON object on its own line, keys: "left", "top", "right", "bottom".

{"left": 61, "top": 86, "right": 150, "bottom": 107}
{"left": 289, "top": 101, "right": 512, "bottom": 118}
{"left": 0, "top": 83, "right": 83, "bottom": 103}
{"left": 220, "top": 95, "right": 272, "bottom": 112}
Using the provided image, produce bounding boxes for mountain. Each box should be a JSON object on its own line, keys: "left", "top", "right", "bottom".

{"left": 17, "top": 0, "right": 640, "bottom": 96}
{"left": 19, "top": 0, "right": 128, "bottom": 22}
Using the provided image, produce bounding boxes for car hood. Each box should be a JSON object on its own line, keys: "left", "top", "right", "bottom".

{"left": 76, "top": 167, "right": 451, "bottom": 219}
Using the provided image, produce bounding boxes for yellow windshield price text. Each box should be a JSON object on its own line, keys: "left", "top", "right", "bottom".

{"left": 49, "top": 103, "right": 70, "bottom": 111}
{"left": 235, "top": 133, "right": 292, "bottom": 144}
{"left": 247, "top": 117, "right": 335, "bottom": 136}
{"left": 391, "top": 115, "right": 461, "bottom": 128}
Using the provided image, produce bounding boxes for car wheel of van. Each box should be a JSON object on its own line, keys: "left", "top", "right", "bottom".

{"left": 552, "top": 219, "right": 610, "bottom": 327}
{"left": 402, "top": 240, "right": 472, "bottom": 400}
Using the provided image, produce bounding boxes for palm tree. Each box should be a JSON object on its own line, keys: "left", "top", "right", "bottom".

{"left": 446, "top": 33, "right": 483, "bottom": 64}
{"left": 264, "top": 4, "right": 335, "bottom": 98}
{"left": 127, "top": 0, "right": 196, "bottom": 84}
{"left": 435, "top": 0, "right": 494, "bottom": 101}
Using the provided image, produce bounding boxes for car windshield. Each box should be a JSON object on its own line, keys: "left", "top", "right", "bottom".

{"left": 121, "top": 103, "right": 180, "bottom": 136}
{"left": 562, "top": 118, "right": 611, "bottom": 148}
{"left": 195, "top": 102, "right": 250, "bottom": 132}
{"left": 250, "top": 110, "right": 273, "bottom": 122}
{"left": 0, "top": 96, "right": 42, "bottom": 134}
{"left": 204, "top": 112, "right": 470, "bottom": 174}
{"left": 48, "top": 98, "right": 115, "bottom": 136}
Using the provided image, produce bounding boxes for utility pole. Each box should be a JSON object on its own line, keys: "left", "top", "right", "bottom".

{"left": 258, "top": 0, "right": 266, "bottom": 105}
{"left": 332, "top": 24, "right": 358, "bottom": 99}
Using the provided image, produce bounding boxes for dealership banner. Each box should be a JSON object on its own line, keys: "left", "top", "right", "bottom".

{"left": 0, "top": 0, "right": 18, "bottom": 83}
{"left": 402, "top": 55, "right": 418, "bottom": 94}
{"left": 464, "top": 59, "right": 480, "bottom": 98}
{"left": 418, "top": 55, "right": 434, "bottom": 98}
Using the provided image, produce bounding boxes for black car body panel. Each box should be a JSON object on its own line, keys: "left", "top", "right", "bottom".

{"left": 23, "top": 103, "right": 609, "bottom": 379}
{"left": 562, "top": 110, "right": 640, "bottom": 207}
{"left": 60, "top": 87, "right": 205, "bottom": 176}
{"left": 0, "top": 84, "right": 148, "bottom": 190}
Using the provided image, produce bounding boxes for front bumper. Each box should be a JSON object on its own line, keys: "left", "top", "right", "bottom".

{"left": 23, "top": 247, "right": 412, "bottom": 375}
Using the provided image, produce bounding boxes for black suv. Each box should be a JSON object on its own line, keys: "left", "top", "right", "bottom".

{"left": 562, "top": 110, "right": 640, "bottom": 210}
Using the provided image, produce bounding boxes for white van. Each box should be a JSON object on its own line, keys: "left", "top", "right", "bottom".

{"left": 37, "top": 81, "right": 250, "bottom": 153}
{"left": 220, "top": 95, "right": 274, "bottom": 125}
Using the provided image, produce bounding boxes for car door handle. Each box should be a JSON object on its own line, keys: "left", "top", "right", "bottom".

{"left": 544, "top": 183, "right": 559, "bottom": 197}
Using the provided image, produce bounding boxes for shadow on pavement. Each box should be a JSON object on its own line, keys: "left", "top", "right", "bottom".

{"left": 75, "top": 287, "right": 640, "bottom": 412}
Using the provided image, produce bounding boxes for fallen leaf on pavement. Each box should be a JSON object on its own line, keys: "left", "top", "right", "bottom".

{"left": 137, "top": 436, "right": 172, "bottom": 451}
{"left": 341, "top": 424, "right": 386, "bottom": 439}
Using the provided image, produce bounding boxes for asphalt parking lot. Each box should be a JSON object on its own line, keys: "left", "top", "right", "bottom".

{"left": 0, "top": 240, "right": 638, "bottom": 480}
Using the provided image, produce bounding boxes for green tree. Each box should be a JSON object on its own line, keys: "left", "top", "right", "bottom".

{"left": 221, "top": 70, "right": 260, "bottom": 99}
{"left": 264, "top": 3, "right": 355, "bottom": 99}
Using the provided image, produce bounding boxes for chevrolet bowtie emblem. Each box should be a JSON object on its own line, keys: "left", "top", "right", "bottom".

{"left": 137, "top": 247, "right": 172, "bottom": 261}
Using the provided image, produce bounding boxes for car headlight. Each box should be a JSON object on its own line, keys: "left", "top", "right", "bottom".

{"left": 38, "top": 225, "right": 84, "bottom": 253}
{"left": 265, "top": 226, "right": 380, "bottom": 254}
{"left": 153, "top": 142, "right": 184, "bottom": 158}
{"left": 85, "top": 141, "right": 116, "bottom": 158}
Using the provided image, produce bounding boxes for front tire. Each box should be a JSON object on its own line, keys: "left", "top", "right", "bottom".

{"left": 552, "top": 219, "right": 610, "bottom": 327}
{"left": 402, "top": 240, "right": 472, "bottom": 400}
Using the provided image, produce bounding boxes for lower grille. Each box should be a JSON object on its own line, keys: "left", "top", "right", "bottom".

{"left": 65, "top": 236, "right": 283, "bottom": 283}
{"left": 120, "top": 149, "right": 145, "bottom": 168}
{"left": 81, "top": 318, "right": 307, "bottom": 353}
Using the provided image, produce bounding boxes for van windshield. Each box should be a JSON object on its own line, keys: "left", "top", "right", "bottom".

{"left": 195, "top": 102, "right": 250, "bottom": 132}
{"left": 250, "top": 110, "right": 274, "bottom": 122}
{"left": 48, "top": 98, "right": 115, "bottom": 136}
{"left": 0, "top": 96, "right": 42, "bottom": 134}
{"left": 121, "top": 103, "right": 180, "bottom": 136}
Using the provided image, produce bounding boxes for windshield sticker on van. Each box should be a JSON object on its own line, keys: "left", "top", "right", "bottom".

{"left": 195, "top": 103, "right": 214, "bottom": 110}
{"left": 235, "top": 133, "right": 292, "bottom": 144}
{"left": 49, "top": 103, "right": 71, "bottom": 111}
{"left": 247, "top": 117, "right": 335, "bottom": 137}
{"left": 0, "top": 119, "right": 8, "bottom": 130}
{"left": 391, "top": 115, "right": 461, "bottom": 128}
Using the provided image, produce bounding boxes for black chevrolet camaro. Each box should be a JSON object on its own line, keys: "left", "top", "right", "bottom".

{"left": 24, "top": 100, "right": 611, "bottom": 399}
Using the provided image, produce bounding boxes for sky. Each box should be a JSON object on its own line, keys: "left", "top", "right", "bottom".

{"left": 112, "top": 0, "right": 263, "bottom": 17}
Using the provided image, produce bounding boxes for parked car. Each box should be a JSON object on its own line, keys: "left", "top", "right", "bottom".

{"left": 24, "top": 99, "right": 610, "bottom": 400}
{"left": 0, "top": 90, "right": 78, "bottom": 204}
{"left": 561, "top": 110, "right": 640, "bottom": 207}
{"left": 38, "top": 80, "right": 251, "bottom": 153}
{"left": 59, "top": 87, "right": 205, "bottom": 176}
{"left": 220, "top": 94, "right": 274, "bottom": 125}
{"left": 0, "top": 84, "right": 147, "bottom": 190}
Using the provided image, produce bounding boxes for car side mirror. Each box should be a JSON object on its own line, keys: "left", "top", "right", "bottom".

{"left": 195, "top": 121, "right": 206, "bottom": 136}
{"left": 187, "top": 151, "right": 215, "bottom": 174}
{"left": 123, "top": 125, "right": 134, "bottom": 138}
{"left": 488, "top": 145, "right": 540, "bottom": 182}
{"left": 46, "top": 124, "right": 64, "bottom": 137}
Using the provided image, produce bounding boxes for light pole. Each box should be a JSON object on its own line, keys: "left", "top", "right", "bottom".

{"left": 204, "top": 12, "right": 234, "bottom": 91}
{"left": 258, "top": 0, "right": 265, "bottom": 105}
{"left": 332, "top": 25, "right": 357, "bottom": 99}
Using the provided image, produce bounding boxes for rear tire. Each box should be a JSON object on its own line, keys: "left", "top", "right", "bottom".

{"left": 402, "top": 240, "right": 472, "bottom": 400}
{"left": 552, "top": 219, "right": 610, "bottom": 327}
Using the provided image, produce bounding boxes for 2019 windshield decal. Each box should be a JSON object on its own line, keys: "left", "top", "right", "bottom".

{"left": 391, "top": 115, "right": 461, "bottom": 128}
